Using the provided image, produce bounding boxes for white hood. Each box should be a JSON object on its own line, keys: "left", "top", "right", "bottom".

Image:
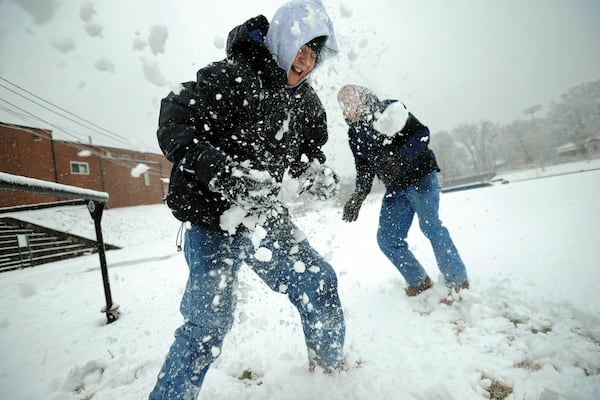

{"left": 265, "top": 0, "right": 338, "bottom": 83}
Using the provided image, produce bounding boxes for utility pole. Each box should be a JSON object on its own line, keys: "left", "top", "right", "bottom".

{"left": 523, "top": 104, "right": 544, "bottom": 174}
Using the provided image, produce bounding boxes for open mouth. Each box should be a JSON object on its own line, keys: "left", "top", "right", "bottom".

{"left": 292, "top": 66, "right": 304, "bottom": 75}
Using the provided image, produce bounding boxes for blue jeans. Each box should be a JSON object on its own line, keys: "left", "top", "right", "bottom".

{"left": 149, "top": 214, "right": 345, "bottom": 399}
{"left": 376, "top": 172, "right": 468, "bottom": 287}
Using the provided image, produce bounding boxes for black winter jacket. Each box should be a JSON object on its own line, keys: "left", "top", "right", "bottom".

{"left": 158, "top": 15, "right": 329, "bottom": 229}
{"left": 347, "top": 99, "right": 440, "bottom": 194}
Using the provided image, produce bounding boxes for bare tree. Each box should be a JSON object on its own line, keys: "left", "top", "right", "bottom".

{"left": 546, "top": 79, "right": 600, "bottom": 146}
{"left": 430, "top": 130, "right": 470, "bottom": 180}
{"left": 497, "top": 119, "right": 536, "bottom": 169}
{"left": 451, "top": 120, "right": 499, "bottom": 173}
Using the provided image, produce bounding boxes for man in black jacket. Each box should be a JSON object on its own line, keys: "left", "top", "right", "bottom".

{"left": 338, "top": 84, "right": 469, "bottom": 299}
{"left": 149, "top": 1, "right": 344, "bottom": 399}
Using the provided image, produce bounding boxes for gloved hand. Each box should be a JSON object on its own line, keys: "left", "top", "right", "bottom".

{"left": 297, "top": 162, "right": 340, "bottom": 200}
{"left": 209, "top": 162, "right": 280, "bottom": 212}
{"left": 342, "top": 192, "right": 367, "bottom": 222}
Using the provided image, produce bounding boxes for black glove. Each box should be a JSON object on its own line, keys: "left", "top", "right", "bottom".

{"left": 209, "top": 162, "right": 279, "bottom": 212}
{"left": 342, "top": 192, "right": 367, "bottom": 222}
{"left": 298, "top": 162, "right": 340, "bottom": 200}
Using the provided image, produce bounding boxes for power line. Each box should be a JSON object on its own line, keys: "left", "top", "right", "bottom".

{"left": 0, "top": 97, "right": 91, "bottom": 143}
{"left": 0, "top": 75, "right": 144, "bottom": 149}
{"left": 0, "top": 81, "right": 132, "bottom": 148}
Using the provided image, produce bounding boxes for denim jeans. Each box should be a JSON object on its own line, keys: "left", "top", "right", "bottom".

{"left": 149, "top": 214, "right": 345, "bottom": 399}
{"left": 376, "top": 172, "right": 468, "bottom": 287}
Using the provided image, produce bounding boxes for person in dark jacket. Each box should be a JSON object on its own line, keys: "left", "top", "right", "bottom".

{"left": 337, "top": 84, "right": 469, "bottom": 299}
{"left": 149, "top": 2, "right": 344, "bottom": 399}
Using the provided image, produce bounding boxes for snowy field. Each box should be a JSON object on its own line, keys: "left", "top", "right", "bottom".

{"left": 1, "top": 160, "right": 600, "bottom": 400}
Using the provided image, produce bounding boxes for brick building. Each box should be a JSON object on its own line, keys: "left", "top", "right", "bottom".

{"left": 0, "top": 122, "right": 172, "bottom": 209}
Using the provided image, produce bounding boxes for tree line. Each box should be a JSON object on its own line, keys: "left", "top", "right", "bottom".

{"left": 430, "top": 78, "right": 600, "bottom": 183}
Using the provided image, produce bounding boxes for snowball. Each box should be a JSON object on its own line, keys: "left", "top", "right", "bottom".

{"left": 373, "top": 101, "right": 409, "bottom": 138}
{"left": 79, "top": 2, "right": 95, "bottom": 22}
{"left": 302, "top": 293, "right": 309, "bottom": 304}
{"left": 250, "top": 225, "right": 267, "bottom": 249}
{"left": 141, "top": 57, "right": 168, "bottom": 86}
{"left": 85, "top": 21, "right": 103, "bottom": 38}
{"left": 254, "top": 247, "right": 273, "bottom": 262}
{"left": 132, "top": 37, "right": 147, "bottom": 51}
{"left": 219, "top": 206, "right": 247, "bottom": 235}
{"left": 293, "top": 261, "right": 306, "bottom": 273}
{"left": 94, "top": 58, "right": 115, "bottom": 73}
{"left": 148, "top": 25, "right": 168, "bottom": 55}
{"left": 51, "top": 38, "right": 75, "bottom": 53}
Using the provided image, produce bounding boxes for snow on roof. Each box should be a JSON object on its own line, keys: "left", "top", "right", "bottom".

{"left": 556, "top": 142, "right": 579, "bottom": 152}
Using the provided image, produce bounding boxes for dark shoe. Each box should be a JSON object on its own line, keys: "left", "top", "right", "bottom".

{"left": 405, "top": 275, "right": 433, "bottom": 297}
{"left": 455, "top": 280, "right": 469, "bottom": 292}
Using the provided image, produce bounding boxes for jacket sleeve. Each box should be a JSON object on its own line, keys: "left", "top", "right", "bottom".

{"left": 396, "top": 112, "right": 431, "bottom": 162}
{"left": 156, "top": 70, "right": 237, "bottom": 186}
{"left": 348, "top": 132, "right": 375, "bottom": 194}
{"left": 288, "top": 85, "right": 328, "bottom": 177}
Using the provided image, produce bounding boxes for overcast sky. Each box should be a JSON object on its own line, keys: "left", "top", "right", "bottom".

{"left": 1, "top": 0, "right": 599, "bottom": 172}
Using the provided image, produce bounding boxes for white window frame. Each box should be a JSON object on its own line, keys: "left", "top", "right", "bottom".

{"left": 70, "top": 161, "right": 90, "bottom": 175}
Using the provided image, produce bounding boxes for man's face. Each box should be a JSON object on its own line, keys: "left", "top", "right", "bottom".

{"left": 287, "top": 45, "right": 317, "bottom": 86}
{"left": 338, "top": 88, "right": 362, "bottom": 122}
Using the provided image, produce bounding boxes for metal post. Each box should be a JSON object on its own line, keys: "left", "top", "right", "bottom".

{"left": 87, "top": 200, "right": 120, "bottom": 324}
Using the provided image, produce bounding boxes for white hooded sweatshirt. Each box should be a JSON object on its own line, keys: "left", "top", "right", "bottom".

{"left": 264, "top": 0, "right": 339, "bottom": 85}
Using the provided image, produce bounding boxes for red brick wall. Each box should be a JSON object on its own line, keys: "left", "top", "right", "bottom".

{"left": 52, "top": 141, "right": 105, "bottom": 192}
{"left": 0, "top": 124, "right": 59, "bottom": 206}
{"left": 0, "top": 123, "right": 172, "bottom": 209}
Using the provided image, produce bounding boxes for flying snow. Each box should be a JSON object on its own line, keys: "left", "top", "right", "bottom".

{"left": 130, "top": 163, "right": 150, "bottom": 178}
{"left": 148, "top": 25, "right": 168, "bottom": 55}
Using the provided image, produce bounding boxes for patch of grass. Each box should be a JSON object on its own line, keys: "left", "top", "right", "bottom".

{"left": 531, "top": 326, "right": 552, "bottom": 334}
{"left": 487, "top": 378, "right": 513, "bottom": 400}
{"left": 515, "top": 359, "right": 542, "bottom": 371}
{"left": 238, "top": 369, "right": 255, "bottom": 380}
{"left": 503, "top": 313, "right": 527, "bottom": 327}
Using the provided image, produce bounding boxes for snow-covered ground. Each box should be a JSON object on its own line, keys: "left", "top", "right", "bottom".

{"left": 1, "top": 161, "right": 600, "bottom": 400}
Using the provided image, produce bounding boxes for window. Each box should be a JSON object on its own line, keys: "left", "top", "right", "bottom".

{"left": 70, "top": 161, "right": 90, "bottom": 175}
{"left": 144, "top": 171, "right": 151, "bottom": 186}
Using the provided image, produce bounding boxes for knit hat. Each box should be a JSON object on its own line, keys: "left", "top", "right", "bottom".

{"left": 306, "top": 36, "right": 327, "bottom": 59}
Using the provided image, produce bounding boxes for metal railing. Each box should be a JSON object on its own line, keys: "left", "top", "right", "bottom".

{"left": 0, "top": 172, "right": 119, "bottom": 324}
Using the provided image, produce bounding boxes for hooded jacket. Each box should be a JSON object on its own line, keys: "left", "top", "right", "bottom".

{"left": 344, "top": 86, "right": 440, "bottom": 194}
{"left": 157, "top": 1, "right": 338, "bottom": 229}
